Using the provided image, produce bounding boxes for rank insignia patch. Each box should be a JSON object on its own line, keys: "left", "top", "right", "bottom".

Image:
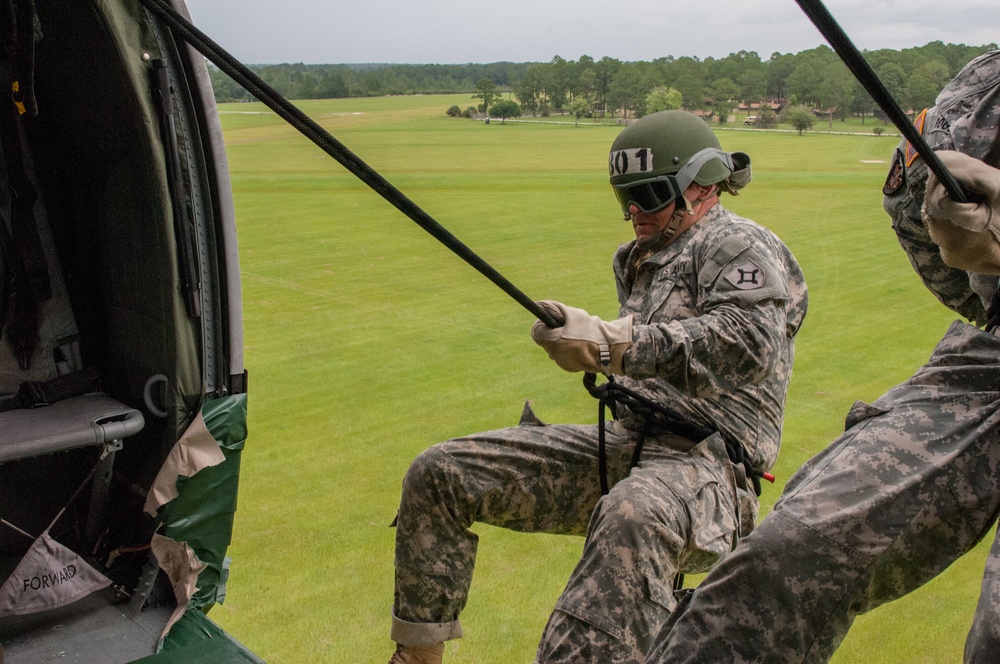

{"left": 725, "top": 260, "right": 765, "bottom": 290}
{"left": 883, "top": 147, "right": 905, "bottom": 196}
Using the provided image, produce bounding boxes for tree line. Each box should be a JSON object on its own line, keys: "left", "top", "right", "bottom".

{"left": 207, "top": 41, "right": 996, "bottom": 123}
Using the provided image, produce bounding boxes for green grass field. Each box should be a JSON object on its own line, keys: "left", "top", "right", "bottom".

{"left": 207, "top": 93, "right": 987, "bottom": 663}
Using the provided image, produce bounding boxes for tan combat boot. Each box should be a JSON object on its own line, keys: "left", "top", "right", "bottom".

{"left": 387, "top": 642, "right": 445, "bottom": 664}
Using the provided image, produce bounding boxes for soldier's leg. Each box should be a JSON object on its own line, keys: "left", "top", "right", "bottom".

{"left": 648, "top": 324, "right": 1000, "bottom": 663}
{"left": 645, "top": 508, "right": 863, "bottom": 664}
{"left": 391, "top": 421, "right": 625, "bottom": 647}
{"left": 536, "top": 436, "right": 739, "bottom": 664}
{"left": 966, "top": 525, "right": 1000, "bottom": 664}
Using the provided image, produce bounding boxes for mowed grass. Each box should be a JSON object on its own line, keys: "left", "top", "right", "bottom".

{"left": 207, "top": 93, "right": 987, "bottom": 664}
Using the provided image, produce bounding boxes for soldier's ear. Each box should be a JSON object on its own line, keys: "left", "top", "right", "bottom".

{"left": 694, "top": 183, "right": 717, "bottom": 200}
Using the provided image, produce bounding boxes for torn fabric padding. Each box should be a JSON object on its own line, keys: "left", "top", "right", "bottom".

{"left": 150, "top": 533, "right": 206, "bottom": 640}
{"left": 144, "top": 410, "right": 226, "bottom": 515}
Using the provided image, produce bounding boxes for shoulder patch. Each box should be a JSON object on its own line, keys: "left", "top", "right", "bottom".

{"left": 725, "top": 260, "right": 765, "bottom": 290}
{"left": 904, "top": 109, "right": 927, "bottom": 167}
{"left": 883, "top": 147, "right": 905, "bottom": 196}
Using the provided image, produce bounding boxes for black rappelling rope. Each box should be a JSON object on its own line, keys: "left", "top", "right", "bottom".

{"left": 137, "top": 0, "right": 560, "bottom": 329}
{"left": 793, "top": 0, "right": 970, "bottom": 203}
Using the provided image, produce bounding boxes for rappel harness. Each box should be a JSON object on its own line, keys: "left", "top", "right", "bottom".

{"left": 582, "top": 372, "right": 774, "bottom": 496}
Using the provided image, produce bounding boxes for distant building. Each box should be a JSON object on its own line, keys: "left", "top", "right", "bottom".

{"left": 738, "top": 99, "right": 786, "bottom": 114}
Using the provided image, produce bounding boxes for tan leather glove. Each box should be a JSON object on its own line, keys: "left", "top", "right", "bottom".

{"left": 923, "top": 150, "right": 1000, "bottom": 274}
{"left": 530, "top": 300, "right": 632, "bottom": 375}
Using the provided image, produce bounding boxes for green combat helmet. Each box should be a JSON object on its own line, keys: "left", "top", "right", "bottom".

{"left": 608, "top": 110, "right": 752, "bottom": 218}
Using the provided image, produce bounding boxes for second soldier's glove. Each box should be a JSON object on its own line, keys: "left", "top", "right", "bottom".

{"left": 923, "top": 150, "right": 1000, "bottom": 274}
{"left": 530, "top": 300, "right": 632, "bottom": 375}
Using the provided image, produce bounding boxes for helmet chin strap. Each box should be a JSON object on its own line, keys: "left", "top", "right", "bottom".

{"left": 663, "top": 195, "right": 694, "bottom": 242}
{"left": 634, "top": 195, "right": 693, "bottom": 251}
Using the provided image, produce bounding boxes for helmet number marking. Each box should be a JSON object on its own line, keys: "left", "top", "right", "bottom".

{"left": 609, "top": 147, "right": 653, "bottom": 177}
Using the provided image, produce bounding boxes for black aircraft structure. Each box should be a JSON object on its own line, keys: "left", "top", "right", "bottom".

{"left": 0, "top": 0, "right": 263, "bottom": 661}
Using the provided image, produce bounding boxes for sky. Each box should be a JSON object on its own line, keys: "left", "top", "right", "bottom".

{"left": 181, "top": 0, "right": 995, "bottom": 66}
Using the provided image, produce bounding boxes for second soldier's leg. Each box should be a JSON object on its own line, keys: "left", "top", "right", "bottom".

{"left": 647, "top": 323, "right": 1000, "bottom": 664}
{"left": 965, "top": 524, "right": 1000, "bottom": 664}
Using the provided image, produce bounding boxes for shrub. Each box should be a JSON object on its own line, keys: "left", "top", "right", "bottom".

{"left": 757, "top": 108, "right": 778, "bottom": 129}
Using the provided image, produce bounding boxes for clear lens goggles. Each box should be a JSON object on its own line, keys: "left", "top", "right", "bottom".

{"left": 613, "top": 175, "right": 682, "bottom": 216}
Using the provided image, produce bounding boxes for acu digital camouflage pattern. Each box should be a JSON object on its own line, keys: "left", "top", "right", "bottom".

{"left": 391, "top": 202, "right": 807, "bottom": 663}
{"left": 885, "top": 50, "right": 1000, "bottom": 325}
{"left": 647, "top": 50, "right": 1000, "bottom": 664}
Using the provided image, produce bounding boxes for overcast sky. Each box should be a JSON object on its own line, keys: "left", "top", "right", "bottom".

{"left": 181, "top": 0, "right": 994, "bottom": 65}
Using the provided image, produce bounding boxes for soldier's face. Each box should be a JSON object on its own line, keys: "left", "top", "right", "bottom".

{"left": 629, "top": 201, "right": 678, "bottom": 242}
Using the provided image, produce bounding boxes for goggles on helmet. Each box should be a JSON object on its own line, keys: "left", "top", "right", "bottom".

{"left": 612, "top": 175, "right": 683, "bottom": 217}
{"left": 611, "top": 147, "right": 743, "bottom": 217}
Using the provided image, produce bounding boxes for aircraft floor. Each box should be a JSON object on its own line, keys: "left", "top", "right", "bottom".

{"left": 0, "top": 590, "right": 171, "bottom": 663}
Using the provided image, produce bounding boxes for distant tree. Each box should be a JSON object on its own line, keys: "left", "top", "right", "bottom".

{"left": 876, "top": 62, "right": 907, "bottom": 106}
{"left": 473, "top": 78, "right": 499, "bottom": 114}
{"left": 766, "top": 51, "right": 796, "bottom": 100}
{"left": 710, "top": 78, "right": 740, "bottom": 124}
{"left": 757, "top": 107, "right": 778, "bottom": 128}
{"left": 849, "top": 78, "right": 876, "bottom": 125}
{"left": 578, "top": 68, "right": 597, "bottom": 103}
{"left": 205, "top": 44, "right": 1000, "bottom": 111}
{"left": 786, "top": 55, "right": 825, "bottom": 107}
{"left": 785, "top": 105, "right": 815, "bottom": 135}
{"left": 593, "top": 56, "right": 621, "bottom": 117}
{"left": 548, "top": 55, "right": 572, "bottom": 112}
{"left": 446, "top": 105, "right": 462, "bottom": 117}
{"left": 489, "top": 99, "right": 522, "bottom": 123}
{"left": 608, "top": 65, "right": 645, "bottom": 118}
{"left": 738, "top": 68, "right": 767, "bottom": 111}
{"left": 666, "top": 56, "right": 707, "bottom": 110}
{"left": 515, "top": 66, "right": 547, "bottom": 116}
{"left": 568, "top": 98, "right": 590, "bottom": 126}
{"left": 208, "top": 66, "right": 252, "bottom": 101}
{"left": 905, "top": 60, "right": 950, "bottom": 117}
{"left": 645, "top": 86, "right": 683, "bottom": 114}
{"left": 817, "top": 61, "right": 855, "bottom": 124}
{"left": 573, "top": 56, "right": 596, "bottom": 100}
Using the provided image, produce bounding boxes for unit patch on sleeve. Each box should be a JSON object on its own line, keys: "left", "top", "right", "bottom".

{"left": 883, "top": 147, "right": 906, "bottom": 196}
{"left": 904, "top": 108, "right": 928, "bottom": 167}
{"left": 725, "top": 260, "right": 765, "bottom": 290}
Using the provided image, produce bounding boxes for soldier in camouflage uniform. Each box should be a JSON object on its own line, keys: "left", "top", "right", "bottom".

{"left": 387, "top": 110, "right": 808, "bottom": 664}
{"left": 646, "top": 50, "right": 1000, "bottom": 664}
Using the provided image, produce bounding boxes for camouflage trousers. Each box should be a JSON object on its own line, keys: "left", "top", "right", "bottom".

{"left": 647, "top": 320, "right": 1000, "bottom": 664}
{"left": 391, "top": 410, "right": 743, "bottom": 663}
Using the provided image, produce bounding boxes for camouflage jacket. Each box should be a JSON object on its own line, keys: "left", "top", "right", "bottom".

{"left": 612, "top": 203, "right": 808, "bottom": 470}
{"left": 883, "top": 49, "right": 1000, "bottom": 324}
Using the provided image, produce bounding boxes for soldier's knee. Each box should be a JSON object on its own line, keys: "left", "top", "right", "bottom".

{"left": 401, "top": 446, "right": 455, "bottom": 500}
